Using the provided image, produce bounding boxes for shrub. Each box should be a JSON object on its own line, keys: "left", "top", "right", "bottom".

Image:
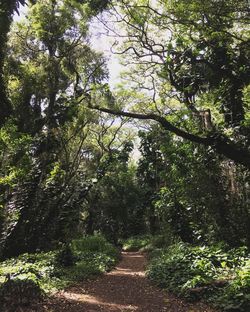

{"left": 55, "top": 245, "right": 77, "bottom": 267}
{"left": 71, "top": 235, "right": 120, "bottom": 262}
{"left": 150, "top": 234, "right": 173, "bottom": 249}
{"left": 60, "top": 261, "right": 101, "bottom": 281}
{"left": 0, "top": 235, "right": 120, "bottom": 295}
{"left": 122, "top": 235, "right": 152, "bottom": 251}
{"left": 0, "top": 251, "right": 56, "bottom": 292}
{"left": 147, "top": 242, "right": 250, "bottom": 311}
{"left": 71, "top": 235, "right": 109, "bottom": 252}
{"left": 122, "top": 234, "right": 176, "bottom": 252}
{"left": 210, "top": 259, "right": 250, "bottom": 311}
{"left": 0, "top": 278, "right": 43, "bottom": 308}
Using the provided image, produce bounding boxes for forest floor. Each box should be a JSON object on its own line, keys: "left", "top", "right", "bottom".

{"left": 25, "top": 252, "right": 216, "bottom": 312}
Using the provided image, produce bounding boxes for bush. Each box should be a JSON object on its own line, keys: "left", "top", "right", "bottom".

{"left": 122, "top": 234, "right": 176, "bottom": 252}
{"left": 150, "top": 235, "right": 169, "bottom": 248}
{"left": 122, "top": 235, "right": 152, "bottom": 251}
{"left": 71, "top": 235, "right": 120, "bottom": 262}
{"left": 210, "top": 259, "right": 250, "bottom": 311}
{"left": 147, "top": 242, "right": 250, "bottom": 311}
{"left": 55, "top": 245, "right": 77, "bottom": 267}
{"left": 0, "top": 278, "right": 43, "bottom": 308}
{"left": 0, "top": 251, "right": 57, "bottom": 292}
{"left": 0, "top": 235, "right": 120, "bottom": 295}
{"left": 60, "top": 261, "right": 101, "bottom": 281}
{"left": 71, "top": 235, "right": 109, "bottom": 252}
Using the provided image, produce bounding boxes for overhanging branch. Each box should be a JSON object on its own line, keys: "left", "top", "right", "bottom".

{"left": 89, "top": 105, "right": 250, "bottom": 169}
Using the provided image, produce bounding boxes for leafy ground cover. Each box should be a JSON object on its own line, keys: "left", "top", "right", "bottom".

{"left": 0, "top": 235, "right": 119, "bottom": 308}
{"left": 147, "top": 242, "right": 250, "bottom": 311}
{"left": 122, "top": 236, "right": 250, "bottom": 311}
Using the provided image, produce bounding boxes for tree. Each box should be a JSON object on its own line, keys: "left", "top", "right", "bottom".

{"left": 0, "top": 0, "right": 112, "bottom": 258}
{"left": 136, "top": 127, "right": 167, "bottom": 235}
{"left": 137, "top": 124, "right": 250, "bottom": 246}
{"left": 85, "top": 139, "right": 143, "bottom": 242}
{"left": 0, "top": 0, "right": 27, "bottom": 126}
{"left": 88, "top": 0, "right": 250, "bottom": 168}
{"left": 0, "top": 0, "right": 111, "bottom": 128}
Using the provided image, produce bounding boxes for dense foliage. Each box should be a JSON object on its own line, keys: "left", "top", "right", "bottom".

{"left": 0, "top": 0, "right": 125, "bottom": 258}
{"left": 99, "top": 0, "right": 250, "bottom": 167}
{"left": 0, "top": 0, "right": 249, "bottom": 310}
{"left": 136, "top": 125, "right": 250, "bottom": 247}
{"left": 147, "top": 242, "right": 250, "bottom": 311}
{"left": 121, "top": 236, "right": 250, "bottom": 311}
{"left": 122, "top": 235, "right": 152, "bottom": 251}
{"left": 0, "top": 235, "right": 119, "bottom": 308}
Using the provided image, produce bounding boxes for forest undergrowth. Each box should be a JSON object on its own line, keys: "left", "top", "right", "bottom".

{"left": 123, "top": 235, "right": 250, "bottom": 312}
{"left": 0, "top": 235, "right": 119, "bottom": 310}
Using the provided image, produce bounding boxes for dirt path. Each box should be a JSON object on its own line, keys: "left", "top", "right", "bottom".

{"left": 31, "top": 252, "right": 215, "bottom": 312}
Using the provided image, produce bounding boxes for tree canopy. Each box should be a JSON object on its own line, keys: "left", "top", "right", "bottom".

{"left": 0, "top": 0, "right": 249, "bottom": 293}
{"left": 0, "top": 1, "right": 249, "bottom": 310}
{"left": 86, "top": 0, "right": 250, "bottom": 168}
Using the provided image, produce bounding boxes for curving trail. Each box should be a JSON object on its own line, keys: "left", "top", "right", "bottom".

{"left": 29, "top": 252, "right": 216, "bottom": 312}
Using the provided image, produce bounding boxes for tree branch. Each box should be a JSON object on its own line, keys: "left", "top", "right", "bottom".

{"left": 89, "top": 105, "right": 250, "bottom": 168}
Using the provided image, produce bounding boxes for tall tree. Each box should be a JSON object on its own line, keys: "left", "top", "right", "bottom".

{"left": 0, "top": 0, "right": 111, "bottom": 127}
{"left": 0, "top": 0, "right": 111, "bottom": 258}
{"left": 0, "top": 0, "right": 27, "bottom": 126}
{"left": 88, "top": 0, "right": 250, "bottom": 168}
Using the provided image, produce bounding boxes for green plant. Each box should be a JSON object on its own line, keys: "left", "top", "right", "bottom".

{"left": 150, "top": 235, "right": 171, "bottom": 249}
{"left": 0, "top": 278, "right": 44, "bottom": 308}
{"left": 122, "top": 235, "right": 152, "bottom": 251}
{"left": 60, "top": 261, "right": 101, "bottom": 281}
{"left": 147, "top": 242, "right": 250, "bottom": 310}
{"left": 0, "top": 236, "right": 120, "bottom": 295}
{"left": 55, "top": 245, "right": 77, "bottom": 267}
{"left": 211, "top": 259, "right": 250, "bottom": 311}
{"left": 71, "top": 235, "right": 120, "bottom": 260}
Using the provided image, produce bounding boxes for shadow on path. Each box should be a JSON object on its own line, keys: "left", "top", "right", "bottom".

{"left": 26, "top": 252, "right": 216, "bottom": 312}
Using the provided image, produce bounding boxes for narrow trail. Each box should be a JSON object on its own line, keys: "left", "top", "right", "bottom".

{"left": 33, "top": 252, "right": 215, "bottom": 312}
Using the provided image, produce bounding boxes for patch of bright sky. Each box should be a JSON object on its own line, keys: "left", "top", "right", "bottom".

{"left": 89, "top": 19, "right": 122, "bottom": 89}
{"left": 13, "top": 3, "right": 27, "bottom": 21}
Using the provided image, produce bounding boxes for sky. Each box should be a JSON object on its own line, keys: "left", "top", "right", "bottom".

{"left": 90, "top": 19, "right": 122, "bottom": 89}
